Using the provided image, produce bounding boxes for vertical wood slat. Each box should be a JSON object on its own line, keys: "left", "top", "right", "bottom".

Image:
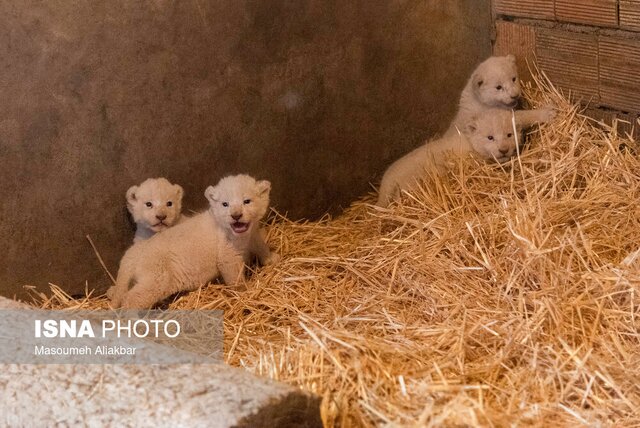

{"left": 535, "top": 28, "right": 599, "bottom": 103}
{"left": 493, "top": 0, "right": 555, "bottom": 20}
{"left": 494, "top": 21, "right": 537, "bottom": 81}
{"left": 599, "top": 36, "right": 640, "bottom": 113}
{"left": 555, "top": 0, "right": 618, "bottom": 27}
{"left": 620, "top": 0, "right": 640, "bottom": 31}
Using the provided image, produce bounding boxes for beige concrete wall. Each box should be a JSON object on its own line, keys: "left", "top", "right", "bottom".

{"left": 1, "top": 0, "right": 492, "bottom": 298}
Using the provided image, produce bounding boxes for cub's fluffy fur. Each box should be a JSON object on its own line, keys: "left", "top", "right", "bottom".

{"left": 109, "top": 174, "right": 278, "bottom": 309}
{"left": 377, "top": 107, "right": 553, "bottom": 207}
{"left": 446, "top": 55, "right": 523, "bottom": 136}
{"left": 126, "top": 178, "right": 185, "bottom": 243}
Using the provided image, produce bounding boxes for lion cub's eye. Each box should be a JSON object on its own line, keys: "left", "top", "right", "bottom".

{"left": 512, "top": 77, "right": 516, "bottom": 82}
{"left": 166, "top": 201, "right": 173, "bottom": 207}
{"left": 496, "top": 85, "right": 503, "bottom": 90}
{"left": 243, "top": 199, "right": 251, "bottom": 205}
{"left": 222, "top": 202, "right": 229, "bottom": 207}
{"left": 487, "top": 135, "right": 494, "bottom": 141}
{"left": 145, "top": 202, "right": 153, "bottom": 208}
{"left": 507, "top": 133, "right": 513, "bottom": 138}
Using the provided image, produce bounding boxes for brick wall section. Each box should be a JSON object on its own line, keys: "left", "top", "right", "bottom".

{"left": 493, "top": 0, "right": 640, "bottom": 138}
{"left": 620, "top": 1, "right": 640, "bottom": 31}
{"left": 555, "top": 0, "right": 618, "bottom": 27}
{"left": 494, "top": 0, "right": 554, "bottom": 20}
{"left": 536, "top": 29, "right": 599, "bottom": 102}
{"left": 599, "top": 36, "right": 640, "bottom": 112}
{"left": 493, "top": 21, "right": 536, "bottom": 81}
{"left": 584, "top": 107, "right": 640, "bottom": 140}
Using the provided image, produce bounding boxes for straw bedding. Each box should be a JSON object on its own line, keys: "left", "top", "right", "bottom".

{"left": 32, "top": 76, "right": 640, "bottom": 426}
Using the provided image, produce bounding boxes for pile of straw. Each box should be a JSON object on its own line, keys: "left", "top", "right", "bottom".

{"left": 33, "top": 76, "right": 640, "bottom": 426}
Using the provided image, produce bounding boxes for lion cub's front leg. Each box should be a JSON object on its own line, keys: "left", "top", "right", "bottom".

{"left": 251, "top": 230, "right": 280, "bottom": 266}
{"left": 515, "top": 106, "right": 556, "bottom": 128}
{"left": 218, "top": 251, "right": 246, "bottom": 287}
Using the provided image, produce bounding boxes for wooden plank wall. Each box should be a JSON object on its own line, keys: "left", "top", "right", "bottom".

{"left": 493, "top": 0, "right": 640, "bottom": 138}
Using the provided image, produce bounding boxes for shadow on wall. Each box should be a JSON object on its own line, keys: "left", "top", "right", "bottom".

{"left": 0, "top": 0, "right": 491, "bottom": 298}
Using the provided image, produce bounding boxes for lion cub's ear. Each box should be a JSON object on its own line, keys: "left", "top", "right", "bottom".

{"left": 465, "top": 117, "right": 479, "bottom": 134}
{"left": 506, "top": 54, "right": 517, "bottom": 64}
{"left": 204, "top": 185, "right": 218, "bottom": 203}
{"left": 173, "top": 184, "right": 184, "bottom": 201}
{"left": 256, "top": 180, "right": 271, "bottom": 196}
{"left": 126, "top": 185, "right": 139, "bottom": 211}
{"left": 472, "top": 72, "right": 484, "bottom": 88}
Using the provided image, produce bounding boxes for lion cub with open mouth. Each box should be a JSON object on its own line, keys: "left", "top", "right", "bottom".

{"left": 109, "top": 174, "right": 278, "bottom": 309}
{"left": 377, "top": 108, "right": 550, "bottom": 207}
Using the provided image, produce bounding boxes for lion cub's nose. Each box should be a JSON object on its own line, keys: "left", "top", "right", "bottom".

{"left": 231, "top": 213, "right": 242, "bottom": 221}
{"left": 499, "top": 148, "right": 510, "bottom": 155}
{"left": 156, "top": 214, "right": 167, "bottom": 221}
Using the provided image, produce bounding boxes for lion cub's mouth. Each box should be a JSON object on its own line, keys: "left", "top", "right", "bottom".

{"left": 152, "top": 222, "right": 168, "bottom": 230}
{"left": 230, "top": 221, "right": 250, "bottom": 234}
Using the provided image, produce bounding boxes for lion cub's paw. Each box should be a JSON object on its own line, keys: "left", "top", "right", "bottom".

{"left": 263, "top": 252, "right": 281, "bottom": 266}
{"left": 538, "top": 105, "right": 556, "bottom": 123}
{"left": 105, "top": 286, "right": 115, "bottom": 300}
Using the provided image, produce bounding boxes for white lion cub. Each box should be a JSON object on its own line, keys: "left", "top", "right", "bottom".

{"left": 445, "top": 54, "right": 553, "bottom": 137}
{"left": 377, "top": 108, "right": 553, "bottom": 206}
{"left": 126, "top": 177, "right": 185, "bottom": 243}
{"left": 109, "top": 174, "right": 278, "bottom": 309}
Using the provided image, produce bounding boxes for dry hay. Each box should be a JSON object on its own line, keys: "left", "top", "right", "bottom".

{"left": 31, "top": 75, "right": 640, "bottom": 427}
